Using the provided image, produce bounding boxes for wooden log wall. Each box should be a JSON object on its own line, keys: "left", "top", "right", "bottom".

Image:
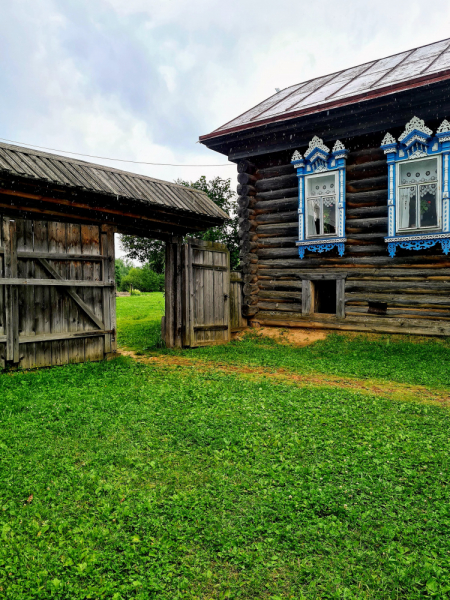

{"left": 237, "top": 132, "right": 450, "bottom": 336}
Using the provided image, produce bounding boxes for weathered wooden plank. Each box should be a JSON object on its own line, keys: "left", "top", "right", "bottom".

{"left": 302, "top": 279, "right": 312, "bottom": 316}
{"left": 258, "top": 301, "right": 302, "bottom": 312}
{"left": 0, "top": 278, "right": 114, "bottom": 286}
{"left": 66, "top": 223, "right": 85, "bottom": 363}
{"left": 336, "top": 279, "right": 345, "bottom": 318}
{"left": 194, "top": 245, "right": 205, "bottom": 345}
{"left": 48, "top": 222, "right": 68, "bottom": 365}
{"left": 33, "top": 221, "right": 52, "bottom": 367}
{"left": 82, "top": 225, "right": 104, "bottom": 362}
{"left": 16, "top": 219, "right": 35, "bottom": 368}
{"left": 19, "top": 329, "right": 112, "bottom": 343}
{"left": 3, "top": 217, "right": 19, "bottom": 363}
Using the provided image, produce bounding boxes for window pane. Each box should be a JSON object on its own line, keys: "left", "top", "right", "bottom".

{"left": 420, "top": 183, "right": 438, "bottom": 227}
{"left": 398, "top": 186, "right": 416, "bottom": 229}
{"left": 323, "top": 197, "right": 336, "bottom": 234}
{"left": 306, "top": 174, "right": 336, "bottom": 198}
{"left": 307, "top": 199, "right": 321, "bottom": 236}
{"left": 399, "top": 158, "right": 438, "bottom": 186}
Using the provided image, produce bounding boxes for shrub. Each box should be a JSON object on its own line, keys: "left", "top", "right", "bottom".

{"left": 121, "top": 265, "right": 164, "bottom": 292}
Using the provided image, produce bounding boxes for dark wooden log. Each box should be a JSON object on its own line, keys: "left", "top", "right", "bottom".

{"left": 242, "top": 263, "right": 258, "bottom": 274}
{"left": 255, "top": 174, "right": 298, "bottom": 192}
{"left": 255, "top": 187, "right": 299, "bottom": 201}
{"left": 257, "top": 247, "right": 299, "bottom": 259}
{"left": 259, "top": 290, "right": 302, "bottom": 299}
{"left": 256, "top": 210, "right": 298, "bottom": 224}
{"left": 237, "top": 172, "right": 258, "bottom": 185}
{"left": 243, "top": 283, "right": 259, "bottom": 295}
{"left": 237, "top": 207, "right": 250, "bottom": 219}
{"left": 346, "top": 217, "right": 388, "bottom": 231}
{"left": 346, "top": 189, "right": 388, "bottom": 207}
{"left": 258, "top": 301, "right": 302, "bottom": 312}
{"left": 347, "top": 147, "right": 385, "bottom": 166}
{"left": 347, "top": 206, "right": 388, "bottom": 219}
{"left": 258, "top": 255, "right": 450, "bottom": 268}
{"left": 237, "top": 160, "right": 257, "bottom": 174}
{"left": 237, "top": 196, "right": 250, "bottom": 209}
{"left": 243, "top": 273, "right": 258, "bottom": 284}
{"left": 242, "top": 304, "right": 258, "bottom": 317}
{"left": 346, "top": 280, "right": 450, "bottom": 293}
{"left": 346, "top": 160, "right": 387, "bottom": 180}
{"left": 237, "top": 184, "right": 256, "bottom": 196}
{"left": 254, "top": 197, "right": 298, "bottom": 213}
{"left": 347, "top": 175, "right": 388, "bottom": 193}
{"left": 256, "top": 222, "right": 298, "bottom": 235}
{"left": 345, "top": 292, "right": 450, "bottom": 307}
{"left": 346, "top": 245, "right": 387, "bottom": 254}
{"left": 257, "top": 236, "right": 297, "bottom": 248}
{"left": 258, "top": 164, "right": 295, "bottom": 179}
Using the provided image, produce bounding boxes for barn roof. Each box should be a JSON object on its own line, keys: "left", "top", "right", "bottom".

{"left": 0, "top": 141, "right": 228, "bottom": 222}
{"left": 200, "top": 38, "right": 450, "bottom": 142}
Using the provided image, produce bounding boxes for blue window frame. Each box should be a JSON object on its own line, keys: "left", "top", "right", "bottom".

{"left": 381, "top": 117, "right": 450, "bottom": 257}
{"left": 291, "top": 137, "right": 348, "bottom": 259}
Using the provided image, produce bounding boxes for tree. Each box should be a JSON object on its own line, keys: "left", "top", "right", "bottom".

{"left": 120, "top": 176, "right": 239, "bottom": 270}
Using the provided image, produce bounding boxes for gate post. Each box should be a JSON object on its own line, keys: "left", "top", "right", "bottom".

{"left": 164, "top": 237, "right": 183, "bottom": 348}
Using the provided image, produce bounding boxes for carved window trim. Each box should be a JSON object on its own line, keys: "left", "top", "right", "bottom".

{"left": 291, "top": 137, "right": 348, "bottom": 259}
{"left": 381, "top": 117, "right": 450, "bottom": 257}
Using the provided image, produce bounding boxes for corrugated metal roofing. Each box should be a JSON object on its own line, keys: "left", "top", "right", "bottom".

{"left": 201, "top": 38, "right": 450, "bottom": 141}
{"left": 0, "top": 142, "right": 228, "bottom": 221}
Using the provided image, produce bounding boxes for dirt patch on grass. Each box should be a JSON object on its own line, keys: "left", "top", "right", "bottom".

{"left": 245, "top": 327, "right": 328, "bottom": 346}
{"left": 117, "top": 349, "right": 450, "bottom": 406}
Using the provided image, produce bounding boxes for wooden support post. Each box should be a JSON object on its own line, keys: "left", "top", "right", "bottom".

{"left": 3, "top": 217, "right": 19, "bottom": 363}
{"left": 164, "top": 238, "right": 183, "bottom": 348}
{"left": 101, "top": 225, "right": 116, "bottom": 355}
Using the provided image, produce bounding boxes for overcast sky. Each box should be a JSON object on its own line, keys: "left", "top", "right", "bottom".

{"left": 1, "top": 0, "right": 450, "bottom": 258}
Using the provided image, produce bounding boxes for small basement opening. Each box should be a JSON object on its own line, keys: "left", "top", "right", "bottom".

{"left": 368, "top": 301, "right": 388, "bottom": 315}
{"left": 314, "top": 280, "right": 337, "bottom": 314}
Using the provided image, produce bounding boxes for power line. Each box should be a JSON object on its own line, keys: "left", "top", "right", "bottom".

{"left": 0, "top": 137, "right": 234, "bottom": 167}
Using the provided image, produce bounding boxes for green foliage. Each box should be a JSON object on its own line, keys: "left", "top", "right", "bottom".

{"left": 120, "top": 176, "right": 239, "bottom": 271}
{"left": 120, "top": 265, "right": 164, "bottom": 293}
{"left": 130, "top": 288, "right": 141, "bottom": 296}
{"left": 177, "top": 176, "right": 239, "bottom": 270}
{"left": 119, "top": 239, "right": 166, "bottom": 274}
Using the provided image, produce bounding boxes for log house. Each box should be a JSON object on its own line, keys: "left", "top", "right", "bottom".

{"left": 200, "top": 38, "right": 450, "bottom": 336}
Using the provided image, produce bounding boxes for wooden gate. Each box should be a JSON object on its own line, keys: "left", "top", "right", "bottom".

{"left": 164, "top": 238, "right": 232, "bottom": 347}
{"left": 0, "top": 216, "right": 116, "bottom": 370}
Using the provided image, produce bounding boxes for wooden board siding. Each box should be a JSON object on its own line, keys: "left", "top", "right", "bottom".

{"left": 237, "top": 131, "right": 450, "bottom": 336}
{"left": 0, "top": 215, "right": 116, "bottom": 369}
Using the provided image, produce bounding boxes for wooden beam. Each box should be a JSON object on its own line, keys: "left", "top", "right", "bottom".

{"left": 19, "top": 330, "right": 113, "bottom": 344}
{"left": 37, "top": 258, "right": 105, "bottom": 330}
{"left": 0, "top": 278, "right": 113, "bottom": 287}
{"left": 3, "top": 217, "right": 19, "bottom": 363}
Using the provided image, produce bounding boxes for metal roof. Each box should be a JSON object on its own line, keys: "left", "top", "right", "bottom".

{"left": 200, "top": 38, "right": 450, "bottom": 141}
{"left": 0, "top": 142, "right": 228, "bottom": 221}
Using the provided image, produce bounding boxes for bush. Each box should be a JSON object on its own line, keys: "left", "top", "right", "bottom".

{"left": 130, "top": 288, "right": 142, "bottom": 296}
{"left": 121, "top": 265, "right": 164, "bottom": 292}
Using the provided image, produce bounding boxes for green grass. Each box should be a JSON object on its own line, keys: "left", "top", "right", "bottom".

{"left": 116, "top": 292, "right": 165, "bottom": 352}
{"left": 1, "top": 295, "right": 450, "bottom": 599}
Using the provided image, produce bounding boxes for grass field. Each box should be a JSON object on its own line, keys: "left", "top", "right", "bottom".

{"left": 1, "top": 293, "right": 450, "bottom": 599}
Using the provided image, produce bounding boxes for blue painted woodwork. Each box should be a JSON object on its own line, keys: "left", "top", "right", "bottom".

{"left": 381, "top": 117, "right": 450, "bottom": 257}
{"left": 291, "top": 137, "right": 348, "bottom": 259}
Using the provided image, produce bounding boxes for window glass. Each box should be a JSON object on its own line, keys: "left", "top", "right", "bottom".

{"left": 306, "top": 174, "right": 337, "bottom": 237}
{"left": 398, "top": 158, "right": 439, "bottom": 231}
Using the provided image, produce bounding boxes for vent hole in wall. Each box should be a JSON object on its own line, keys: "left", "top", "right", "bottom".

{"left": 314, "top": 280, "right": 337, "bottom": 314}
{"left": 368, "top": 301, "right": 387, "bottom": 315}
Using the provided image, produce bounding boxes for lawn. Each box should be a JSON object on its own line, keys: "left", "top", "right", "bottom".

{"left": 1, "top": 294, "right": 450, "bottom": 599}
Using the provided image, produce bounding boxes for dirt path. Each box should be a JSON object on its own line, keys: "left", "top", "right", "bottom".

{"left": 118, "top": 349, "right": 450, "bottom": 406}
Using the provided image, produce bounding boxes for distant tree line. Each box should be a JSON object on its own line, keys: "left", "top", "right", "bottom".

{"left": 115, "top": 259, "right": 164, "bottom": 293}
{"left": 120, "top": 176, "right": 239, "bottom": 271}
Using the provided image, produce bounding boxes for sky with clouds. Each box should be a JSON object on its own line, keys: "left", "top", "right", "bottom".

{"left": 1, "top": 0, "right": 450, "bottom": 258}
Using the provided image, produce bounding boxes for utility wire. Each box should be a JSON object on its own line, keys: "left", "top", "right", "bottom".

{"left": 0, "top": 137, "right": 233, "bottom": 167}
